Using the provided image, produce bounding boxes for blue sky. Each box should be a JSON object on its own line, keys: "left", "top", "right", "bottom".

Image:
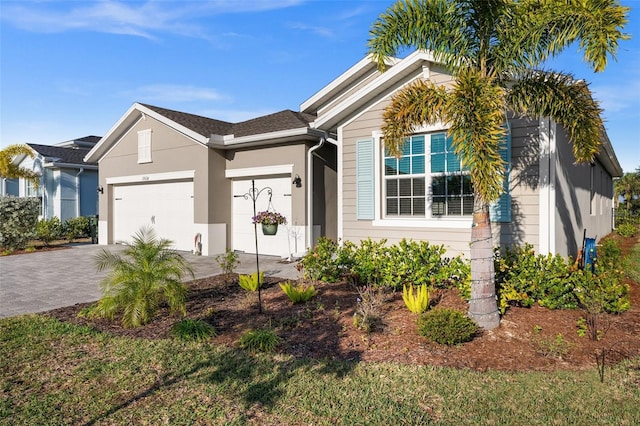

{"left": 1, "top": 0, "right": 638, "bottom": 173}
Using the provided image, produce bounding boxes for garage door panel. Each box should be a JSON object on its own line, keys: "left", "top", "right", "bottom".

{"left": 113, "top": 181, "right": 194, "bottom": 252}
{"left": 232, "top": 178, "right": 292, "bottom": 257}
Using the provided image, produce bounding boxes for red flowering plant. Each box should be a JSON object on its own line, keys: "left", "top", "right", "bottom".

{"left": 252, "top": 210, "right": 287, "bottom": 226}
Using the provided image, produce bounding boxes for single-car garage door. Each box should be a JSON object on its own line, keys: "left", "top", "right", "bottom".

{"left": 113, "top": 180, "right": 194, "bottom": 252}
{"left": 232, "top": 177, "right": 292, "bottom": 258}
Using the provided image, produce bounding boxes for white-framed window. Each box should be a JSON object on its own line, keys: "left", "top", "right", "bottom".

{"left": 25, "top": 178, "right": 40, "bottom": 197}
{"left": 138, "top": 129, "right": 152, "bottom": 164}
{"left": 383, "top": 133, "right": 473, "bottom": 218}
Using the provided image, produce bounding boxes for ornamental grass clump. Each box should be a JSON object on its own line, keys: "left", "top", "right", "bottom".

{"left": 238, "top": 328, "right": 281, "bottom": 353}
{"left": 239, "top": 272, "right": 264, "bottom": 292}
{"left": 402, "top": 283, "right": 430, "bottom": 314}
{"left": 417, "top": 308, "right": 477, "bottom": 345}
{"left": 171, "top": 319, "right": 216, "bottom": 342}
{"left": 279, "top": 281, "right": 316, "bottom": 304}
{"left": 252, "top": 210, "right": 287, "bottom": 225}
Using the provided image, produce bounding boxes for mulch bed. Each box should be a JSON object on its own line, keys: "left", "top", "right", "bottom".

{"left": 45, "top": 235, "right": 640, "bottom": 372}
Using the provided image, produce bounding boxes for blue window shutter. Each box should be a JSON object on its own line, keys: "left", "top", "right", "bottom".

{"left": 490, "top": 125, "right": 512, "bottom": 222}
{"left": 356, "top": 138, "right": 375, "bottom": 220}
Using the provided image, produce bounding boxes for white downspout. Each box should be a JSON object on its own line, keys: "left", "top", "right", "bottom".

{"left": 75, "top": 168, "right": 84, "bottom": 217}
{"left": 307, "top": 136, "right": 325, "bottom": 249}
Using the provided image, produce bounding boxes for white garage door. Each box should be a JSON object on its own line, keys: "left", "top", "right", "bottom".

{"left": 113, "top": 180, "right": 194, "bottom": 252}
{"left": 232, "top": 177, "right": 292, "bottom": 257}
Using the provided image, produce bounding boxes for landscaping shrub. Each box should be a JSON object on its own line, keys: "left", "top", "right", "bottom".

{"left": 92, "top": 226, "right": 194, "bottom": 328}
{"left": 495, "top": 244, "right": 577, "bottom": 313}
{"left": 417, "top": 308, "right": 477, "bottom": 345}
{"left": 402, "top": 283, "right": 429, "bottom": 314}
{"left": 299, "top": 237, "right": 346, "bottom": 283}
{"left": 597, "top": 237, "right": 622, "bottom": 268}
{"left": 573, "top": 267, "right": 630, "bottom": 315}
{"left": 616, "top": 222, "right": 637, "bottom": 238}
{"left": 279, "top": 281, "right": 316, "bottom": 304}
{"left": 239, "top": 272, "right": 264, "bottom": 292}
{"left": 36, "top": 216, "right": 62, "bottom": 246}
{"left": 62, "top": 216, "right": 90, "bottom": 242}
{"left": 238, "top": 328, "right": 281, "bottom": 352}
{"left": 348, "top": 238, "right": 389, "bottom": 287}
{"left": 171, "top": 319, "right": 216, "bottom": 341}
{"left": 0, "top": 196, "right": 40, "bottom": 251}
{"left": 215, "top": 249, "right": 239, "bottom": 282}
{"left": 353, "top": 285, "right": 385, "bottom": 333}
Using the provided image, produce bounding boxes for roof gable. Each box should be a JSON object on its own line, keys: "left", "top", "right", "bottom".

{"left": 28, "top": 143, "right": 96, "bottom": 166}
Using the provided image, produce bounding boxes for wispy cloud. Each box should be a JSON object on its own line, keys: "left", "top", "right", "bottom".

{"left": 287, "top": 22, "right": 335, "bottom": 38}
{"left": 122, "top": 84, "right": 228, "bottom": 103}
{"left": 0, "top": 0, "right": 305, "bottom": 40}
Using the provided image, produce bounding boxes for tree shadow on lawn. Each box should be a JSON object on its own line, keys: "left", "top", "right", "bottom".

{"left": 83, "top": 345, "right": 359, "bottom": 425}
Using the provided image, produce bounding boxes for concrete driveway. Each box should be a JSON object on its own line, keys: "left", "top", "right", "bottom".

{"left": 0, "top": 244, "right": 300, "bottom": 319}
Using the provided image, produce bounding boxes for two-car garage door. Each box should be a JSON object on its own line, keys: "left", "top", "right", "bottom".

{"left": 113, "top": 180, "right": 194, "bottom": 252}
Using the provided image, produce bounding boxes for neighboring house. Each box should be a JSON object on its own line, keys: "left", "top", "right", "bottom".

{"left": 87, "top": 50, "right": 620, "bottom": 259}
{"left": 9, "top": 136, "right": 100, "bottom": 221}
{"left": 84, "top": 105, "right": 337, "bottom": 257}
{"left": 300, "top": 51, "right": 621, "bottom": 259}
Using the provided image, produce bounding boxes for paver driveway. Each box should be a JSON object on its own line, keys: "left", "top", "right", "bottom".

{"left": 0, "top": 244, "right": 299, "bottom": 318}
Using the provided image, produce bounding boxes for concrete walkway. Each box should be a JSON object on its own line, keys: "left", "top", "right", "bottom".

{"left": 0, "top": 244, "right": 300, "bottom": 319}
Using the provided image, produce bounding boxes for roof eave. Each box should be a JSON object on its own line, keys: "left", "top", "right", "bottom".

{"left": 207, "top": 127, "right": 324, "bottom": 149}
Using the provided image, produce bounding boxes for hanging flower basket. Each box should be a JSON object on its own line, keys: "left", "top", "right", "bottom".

{"left": 261, "top": 223, "right": 279, "bottom": 235}
{"left": 253, "top": 210, "right": 287, "bottom": 236}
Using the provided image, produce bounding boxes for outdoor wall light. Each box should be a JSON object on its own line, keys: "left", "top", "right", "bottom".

{"left": 97, "top": 185, "right": 104, "bottom": 194}
{"left": 293, "top": 175, "right": 302, "bottom": 188}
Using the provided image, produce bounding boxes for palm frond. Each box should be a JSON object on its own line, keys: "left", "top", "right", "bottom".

{"left": 382, "top": 80, "right": 449, "bottom": 157}
{"left": 508, "top": 70, "right": 603, "bottom": 163}
{"left": 517, "top": 0, "right": 629, "bottom": 73}
{"left": 368, "top": 0, "right": 473, "bottom": 73}
{"left": 446, "top": 69, "right": 507, "bottom": 204}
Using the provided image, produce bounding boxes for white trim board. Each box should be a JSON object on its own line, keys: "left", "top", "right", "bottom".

{"left": 105, "top": 170, "right": 195, "bottom": 185}
{"left": 225, "top": 164, "right": 294, "bottom": 179}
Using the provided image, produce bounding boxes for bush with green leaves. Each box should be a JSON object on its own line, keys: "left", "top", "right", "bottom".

{"left": 417, "top": 308, "right": 477, "bottom": 345}
{"left": 299, "top": 237, "right": 349, "bottom": 283}
{"left": 279, "top": 281, "right": 316, "bottom": 304}
{"left": 62, "top": 216, "right": 90, "bottom": 242}
{"left": 239, "top": 272, "right": 264, "bottom": 292}
{"left": 171, "top": 319, "right": 216, "bottom": 341}
{"left": 573, "top": 267, "right": 630, "bottom": 315}
{"left": 495, "top": 244, "right": 577, "bottom": 313}
{"left": 402, "top": 283, "right": 430, "bottom": 314}
{"left": 0, "top": 196, "right": 40, "bottom": 250}
{"left": 597, "top": 237, "right": 622, "bottom": 268}
{"left": 215, "top": 249, "right": 240, "bottom": 281}
{"left": 238, "top": 328, "right": 281, "bottom": 352}
{"left": 36, "top": 216, "right": 62, "bottom": 246}
{"left": 616, "top": 222, "right": 637, "bottom": 238}
{"left": 92, "top": 226, "right": 194, "bottom": 328}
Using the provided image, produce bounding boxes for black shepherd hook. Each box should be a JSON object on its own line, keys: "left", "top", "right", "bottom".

{"left": 234, "top": 179, "right": 272, "bottom": 313}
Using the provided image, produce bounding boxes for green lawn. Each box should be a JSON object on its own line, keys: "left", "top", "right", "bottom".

{"left": 1, "top": 315, "right": 639, "bottom": 425}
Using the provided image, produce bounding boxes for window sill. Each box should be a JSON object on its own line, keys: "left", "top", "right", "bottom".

{"left": 372, "top": 217, "right": 472, "bottom": 229}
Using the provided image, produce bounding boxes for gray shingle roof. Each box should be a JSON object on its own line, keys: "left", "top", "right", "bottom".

{"left": 141, "top": 104, "right": 233, "bottom": 137}
{"left": 28, "top": 144, "right": 96, "bottom": 166}
{"left": 141, "top": 103, "right": 316, "bottom": 138}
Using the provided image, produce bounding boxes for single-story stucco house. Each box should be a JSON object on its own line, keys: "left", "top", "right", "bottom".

{"left": 85, "top": 50, "right": 621, "bottom": 259}
{"left": 4, "top": 136, "right": 100, "bottom": 220}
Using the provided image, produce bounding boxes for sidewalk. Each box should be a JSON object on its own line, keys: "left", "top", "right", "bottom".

{"left": 0, "top": 244, "right": 300, "bottom": 318}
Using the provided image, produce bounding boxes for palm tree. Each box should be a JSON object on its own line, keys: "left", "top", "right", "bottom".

{"left": 615, "top": 170, "right": 640, "bottom": 211}
{"left": 0, "top": 144, "right": 39, "bottom": 189}
{"left": 368, "top": 0, "right": 629, "bottom": 329}
{"left": 94, "top": 226, "right": 195, "bottom": 328}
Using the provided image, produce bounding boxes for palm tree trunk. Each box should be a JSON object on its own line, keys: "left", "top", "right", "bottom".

{"left": 468, "top": 201, "right": 500, "bottom": 329}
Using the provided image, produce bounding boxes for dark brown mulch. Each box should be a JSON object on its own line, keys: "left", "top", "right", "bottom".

{"left": 45, "top": 236, "right": 640, "bottom": 372}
